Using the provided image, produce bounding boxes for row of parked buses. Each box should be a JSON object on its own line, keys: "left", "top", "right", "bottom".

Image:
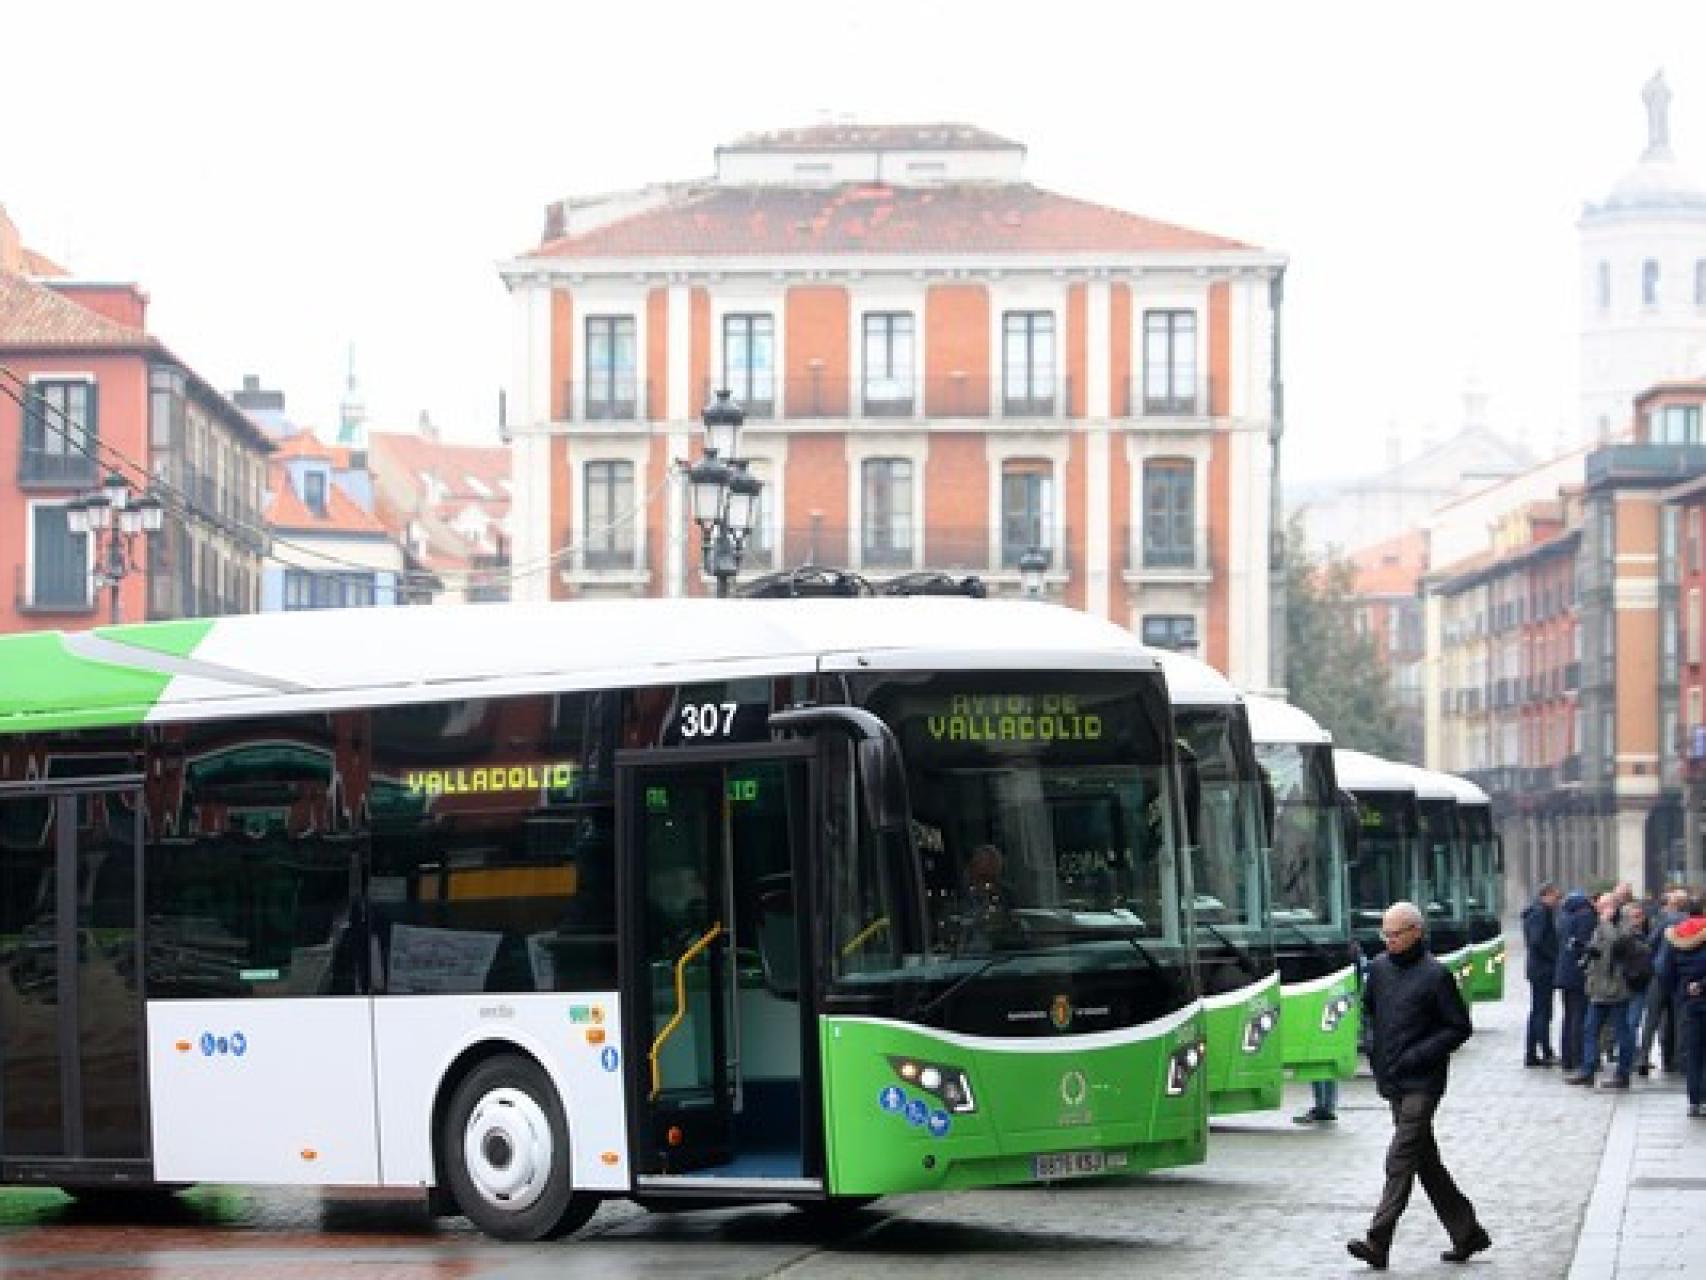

{"left": 0, "top": 594, "right": 1502, "bottom": 1240}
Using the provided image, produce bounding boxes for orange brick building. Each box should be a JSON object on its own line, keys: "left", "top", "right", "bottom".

{"left": 501, "top": 125, "right": 1286, "bottom": 687}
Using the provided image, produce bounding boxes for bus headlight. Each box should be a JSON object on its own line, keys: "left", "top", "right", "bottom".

{"left": 888, "top": 1056, "right": 977, "bottom": 1114}
{"left": 1321, "top": 993, "right": 1355, "bottom": 1033}
{"left": 1165, "top": 1039, "right": 1205, "bottom": 1096}
{"left": 1241, "top": 1006, "right": 1278, "bottom": 1054}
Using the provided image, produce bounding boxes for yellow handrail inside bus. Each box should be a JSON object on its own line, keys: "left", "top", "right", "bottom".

{"left": 649, "top": 921, "right": 725, "bottom": 1101}
{"left": 841, "top": 915, "right": 890, "bottom": 957}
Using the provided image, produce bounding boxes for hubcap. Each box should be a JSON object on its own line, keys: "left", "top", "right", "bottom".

{"left": 463, "top": 1087, "right": 553, "bottom": 1213}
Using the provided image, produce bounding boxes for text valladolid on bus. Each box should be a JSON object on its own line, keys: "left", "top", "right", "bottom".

{"left": 0, "top": 598, "right": 1213, "bottom": 1240}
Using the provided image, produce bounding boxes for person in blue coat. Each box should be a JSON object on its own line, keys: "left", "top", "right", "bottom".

{"left": 1554, "top": 890, "right": 1596, "bottom": 1076}
{"left": 1522, "top": 882, "right": 1561, "bottom": 1066}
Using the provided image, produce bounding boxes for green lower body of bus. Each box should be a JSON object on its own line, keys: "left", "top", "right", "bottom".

{"left": 1278, "top": 966, "right": 1360, "bottom": 1083}
{"left": 1468, "top": 936, "right": 1506, "bottom": 1003}
{"left": 819, "top": 1009, "right": 1208, "bottom": 1194}
{"left": 1202, "top": 974, "right": 1285, "bottom": 1116}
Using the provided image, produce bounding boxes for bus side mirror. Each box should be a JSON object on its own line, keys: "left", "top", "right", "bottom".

{"left": 858, "top": 736, "right": 909, "bottom": 834}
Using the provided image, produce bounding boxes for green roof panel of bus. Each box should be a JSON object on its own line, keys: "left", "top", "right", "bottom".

{"left": 0, "top": 630, "right": 181, "bottom": 733}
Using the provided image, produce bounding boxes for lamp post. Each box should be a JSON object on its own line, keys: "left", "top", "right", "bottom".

{"left": 686, "top": 389, "right": 764, "bottom": 597}
{"left": 1018, "top": 545, "right": 1051, "bottom": 600}
{"left": 65, "top": 471, "right": 164, "bottom": 623}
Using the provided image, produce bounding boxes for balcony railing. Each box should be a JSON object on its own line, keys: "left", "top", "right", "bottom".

{"left": 19, "top": 448, "right": 98, "bottom": 489}
{"left": 1120, "top": 524, "right": 1210, "bottom": 578}
{"left": 557, "top": 379, "right": 657, "bottom": 423}
{"left": 12, "top": 563, "right": 93, "bottom": 615}
{"left": 1120, "top": 374, "right": 1226, "bottom": 420}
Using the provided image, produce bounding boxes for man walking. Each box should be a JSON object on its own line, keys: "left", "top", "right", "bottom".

{"left": 1522, "top": 882, "right": 1561, "bottom": 1066}
{"left": 1348, "top": 901, "right": 1491, "bottom": 1270}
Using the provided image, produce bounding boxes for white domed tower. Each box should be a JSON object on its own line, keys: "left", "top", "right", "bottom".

{"left": 1580, "top": 71, "right": 1706, "bottom": 442}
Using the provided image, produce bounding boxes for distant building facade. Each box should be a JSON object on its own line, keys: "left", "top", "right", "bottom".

{"left": 368, "top": 425, "right": 512, "bottom": 603}
{"left": 261, "top": 431, "right": 405, "bottom": 610}
{"left": 1, "top": 208, "right": 268, "bottom": 631}
{"left": 1347, "top": 530, "right": 1429, "bottom": 760}
{"left": 501, "top": 124, "right": 1287, "bottom": 689}
{"left": 1579, "top": 72, "right": 1706, "bottom": 443}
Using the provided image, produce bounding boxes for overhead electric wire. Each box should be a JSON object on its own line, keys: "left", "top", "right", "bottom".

{"left": 0, "top": 363, "right": 673, "bottom": 593}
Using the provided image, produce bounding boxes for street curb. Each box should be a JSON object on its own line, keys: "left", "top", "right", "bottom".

{"left": 1565, "top": 1089, "right": 1635, "bottom": 1280}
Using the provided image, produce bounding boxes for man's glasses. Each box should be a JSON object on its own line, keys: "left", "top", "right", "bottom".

{"left": 1380, "top": 924, "right": 1418, "bottom": 940}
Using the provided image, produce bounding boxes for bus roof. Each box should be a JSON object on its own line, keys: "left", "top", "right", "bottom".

{"left": 1332, "top": 748, "right": 1417, "bottom": 795}
{"left": 1432, "top": 771, "right": 1491, "bottom": 807}
{"left": 0, "top": 598, "right": 1161, "bottom": 736}
{"left": 1145, "top": 647, "right": 1240, "bottom": 708}
{"left": 1243, "top": 694, "right": 1331, "bottom": 746}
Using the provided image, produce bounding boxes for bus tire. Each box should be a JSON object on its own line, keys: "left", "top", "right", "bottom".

{"left": 60, "top": 1185, "right": 186, "bottom": 1216}
{"left": 791, "top": 1195, "right": 880, "bottom": 1226}
{"left": 440, "top": 1053, "right": 595, "bottom": 1242}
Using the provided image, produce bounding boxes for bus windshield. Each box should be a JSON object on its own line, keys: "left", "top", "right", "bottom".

{"left": 1256, "top": 740, "right": 1346, "bottom": 936}
{"left": 1349, "top": 791, "right": 1415, "bottom": 933}
{"left": 1460, "top": 804, "right": 1500, "bottom": 919}
{"left": 1176, "top": 705, "right": 1266, "bottom": 933}
{"left": 837, "top": 670, "right": 1182, "bottom": 988}
{"left": 1417, "top": 797, "right": 1465, "bottom": 925}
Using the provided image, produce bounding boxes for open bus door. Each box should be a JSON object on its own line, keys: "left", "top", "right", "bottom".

{"left": 616, "top": 744, "right": 820, "bottom": 1198}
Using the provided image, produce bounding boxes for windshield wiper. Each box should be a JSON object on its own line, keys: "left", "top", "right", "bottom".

{"left": 1195, "top": 918, "right": 1264, "bottom": 976}
{"left": 1015, "top": 919, "right": 1167, "bottom": 978}
{"left": 910, "top": 949, "right": 1025, "bottom": 1022}
{"left": 1274, "top": 915, "right": 1352, "bottom": 970}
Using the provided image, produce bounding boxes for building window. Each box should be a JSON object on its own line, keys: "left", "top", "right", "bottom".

{"left": 29, "top": 504, "right": 89, "bottom": 610}
{"left": 1649, "top": 404, "right": 1701, "bottom": 444}
{"left": 1002, "top": 311, "right": 1056, "bottom": 415}
{"left": 1690, "top": 588, "right": 1702, "bottom": 667}
{"left": 1141, "top": 614, "right": 1198, "bottom": 653}
{"left": 150, "top": 367, "right": 187, "bottom": 450}
{"left": 1643, "top": 259, "right": 1660, "bottom": 307}
{"left": 583, "top": 460, "right": 636, "bottom": 569}
{"left": 862, "top": 313, "right": 915, "bottom": 416}
{"left": 1691, "top": 508, "right": 1703, "bottom": 575}
{"left": 1598, "top": 261, "right": 1611, "bottom": 311}
{"left": 861, "top": 458, "right": 913, "bottom": 567}
{"left": 1000, "top": 460, "right": 1052, "bottom": 568}
{"left": 1144, "top": 311, "right": 1198, "bottom": 414}
{"left": 722, "top": 314, "right": 774, "bottom": 417}
{"left": 282, "top": 570, "right": 377, "bottom": 611}
{"left": 303, "top": 469, "right": 328, "bottom": 517}
{"left": 21, "top": 379, "right": 97, "bottom": 487}
{"left": 584, "top": 316, "right": 637, "bottom": 420}
{"left": 1142, "top": 458, "right": 1196, "bottom": 568}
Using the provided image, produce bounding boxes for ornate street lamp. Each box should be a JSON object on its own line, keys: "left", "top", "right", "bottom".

{"left": 1019, "top": 545, "right": 1051, "bottom": 600}
{"left": 65, "top": 470, "right": 164, "bottom": 623}
{"left": 685, "top": 390, "right": 764, "bottom": 597}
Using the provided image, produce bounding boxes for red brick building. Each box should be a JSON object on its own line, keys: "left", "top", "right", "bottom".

{"left": 500, "top": 125, "right": 1287, "bottom": 688}
{"left": 0, "top": 209, "right": 270, "bottom": 631}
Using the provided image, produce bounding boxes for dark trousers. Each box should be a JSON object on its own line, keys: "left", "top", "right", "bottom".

{"left": 1582, "top": 1000, "right": 1635, "bottom": 1080}
{"left": 1367, "top": 1092, "right": 1481, "bottom": 1253}
{"left": 1525, "top": 976, "right": 1555, "bottom": 1061}
{"left": 1684, "top": 1003, "right": 1706, "bottom": 1107}
{"left": 1560, "top": 988, "right": 1588, "bottom": 1072}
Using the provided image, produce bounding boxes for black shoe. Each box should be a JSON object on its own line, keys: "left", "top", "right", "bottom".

{"left": 1564, "top": 1073, "right": 1594, "bottom": 1086}
{"left": 1601, "top": 1076, "right": 1630, "bottom": 1091}
{"left": 1442, "top": 1226, "right": 1492, "bottom": 1263}
{"left": 1636, "top": 1064, "right": 1651, "bottom": 1078}
{"left": 1347, "top": 1239, "right": 1389, "bottom": 1270}
{"left": 1524, "top": 1057, "right": 1544, "bottom": 1068}
{"left": 1292, "top": 1109, "right": 1321, "bottom": 1125}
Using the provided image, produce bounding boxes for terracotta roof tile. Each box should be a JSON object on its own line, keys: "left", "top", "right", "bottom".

{"left": 0, "top": 268, "right": 152, "bottom": 349}
{"left": 265, "top": 454, "right": 388, "bottom": 537}
{"left": 528, "top": 182, "right": 1251, "bottom": 260}
{"left": 720, "top": 123, "right": 1019, "bottom": 153}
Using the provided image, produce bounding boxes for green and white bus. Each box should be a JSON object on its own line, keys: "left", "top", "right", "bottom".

{"left": 1245, "top": 696, "right": 1360, "bottom": 1086}
{"left": 0, "top": 599, "right": 1208, "bottom": 1239}
{"left": 1435, "top": 773, "right": 1504, "bottom": 1003}
{"left": 1149, "top": 652, "right": 1282, "bottom": 1116}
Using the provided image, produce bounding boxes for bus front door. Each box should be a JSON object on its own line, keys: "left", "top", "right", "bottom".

{"left": 0, "top": 788, "right": 148, "bottom": 1178}
{"left": 619, "top": 750, "right": 817, "bottom": 1192}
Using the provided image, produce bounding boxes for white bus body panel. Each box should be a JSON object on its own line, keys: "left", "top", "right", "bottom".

{"left": 372, "top": 993, "right": 630, "bottom": 1192}
{"left": 148, "top": 998, "right": 379, "bottom": 1185}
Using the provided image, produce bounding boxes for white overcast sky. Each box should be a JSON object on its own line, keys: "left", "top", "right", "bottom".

{"left": 4, "top": 1, "right": 1705, "bottom": 485}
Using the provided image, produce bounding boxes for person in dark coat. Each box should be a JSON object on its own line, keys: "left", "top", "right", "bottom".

{"left": 1554, "top": 890, "right": 1596, "bottom": 1075}
{"left": 1347, "top": 901, "right": 1490, "bottom": 1270}
{"left": 1660, "top": 909, "right": 1706, "bottom": 1116}
{"left": 1522, "top": 882, "right": 1561, "bottom": 1066}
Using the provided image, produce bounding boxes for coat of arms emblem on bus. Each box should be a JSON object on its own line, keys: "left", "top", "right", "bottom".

{"left": 1050, "top": 994, "right": 1073, "bottom": 1030}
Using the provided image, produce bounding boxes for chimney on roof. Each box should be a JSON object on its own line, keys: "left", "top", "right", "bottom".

{"left": 232, "top": 374, "right": 286, "bottom": 414}
{"left": 0, "top": 205, "right": 20, "bottom": 273}
{"left": 419, "top": 409, "right": 439, "bottom": 442}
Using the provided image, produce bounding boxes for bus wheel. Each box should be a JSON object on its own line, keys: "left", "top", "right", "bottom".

{"left": 60, "top": 1186, "right": 186, "bottom": 1216}
{"left": 791, "top": 1195, "right": 880, "bottom": 1227}
{"left": 441, "top": 1054, "right": 595, "bottom": 1241}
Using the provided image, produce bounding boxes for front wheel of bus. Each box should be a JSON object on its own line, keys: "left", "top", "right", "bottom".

{"left": 441, "top": 1054, "right": 595, "bottom": 1242}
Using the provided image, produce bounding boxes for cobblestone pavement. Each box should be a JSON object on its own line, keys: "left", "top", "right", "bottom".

{"left": 0, "top": 957, "right": 1654, "bottom": 1278}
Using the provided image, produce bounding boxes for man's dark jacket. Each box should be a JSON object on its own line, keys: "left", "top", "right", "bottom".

{"left": 1362, "top": 941, "right": 1473, "bottom": 1101}
{"left": 1522, "top": 899, "right": 1558, "bottom": 982}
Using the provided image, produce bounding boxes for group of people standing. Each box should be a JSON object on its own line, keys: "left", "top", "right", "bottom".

{"left": 1522, "top": 879, "right": 1706, "bottom": 1114}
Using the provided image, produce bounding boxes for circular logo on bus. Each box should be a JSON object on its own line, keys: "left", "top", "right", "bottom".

{"left": 1060, "top": 1069, "right": 1088, "bottom": 1108}
{"left": 1050, "top": 995, "right": 1073, "bottom": 1031}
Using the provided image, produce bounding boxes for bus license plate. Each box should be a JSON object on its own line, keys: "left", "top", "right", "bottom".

{"left": 1032, "top": 1150, "right": 1106, "bottom": 1180}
